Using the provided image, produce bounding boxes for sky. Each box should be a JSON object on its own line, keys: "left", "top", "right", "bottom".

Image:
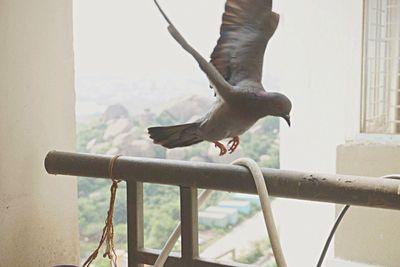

{"left": 73, "top": 0, "right": 225, "bottom": 79}
{"left": 72, "top": 0, "right": 282, "bottom": 118}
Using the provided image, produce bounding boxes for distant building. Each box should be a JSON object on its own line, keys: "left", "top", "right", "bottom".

{"left": 199, "top": 211, "right": 229, "bottom": 228}
{"left": 232, "top": 193, "right": 261, "bottom": 208}
{"left": 218, "top": 200, "right": 251, "bottom": 215}
{"left": 205, "top": 206, "right": 239, "bottom": 225}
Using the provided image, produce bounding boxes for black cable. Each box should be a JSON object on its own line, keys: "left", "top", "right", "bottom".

{"left": 316, "top": 174, "right": 400, "bottom": 267}
{"left": 316, "top": 204, "right": 350, "bottom": 267}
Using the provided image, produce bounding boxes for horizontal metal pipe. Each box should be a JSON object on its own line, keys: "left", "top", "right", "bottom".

{"left": 45, "top": 150, "right": 400, "bottom": 210}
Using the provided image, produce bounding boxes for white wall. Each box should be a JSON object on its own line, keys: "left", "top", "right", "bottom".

{"left": 0, "top": 1, "right": 79, "bottom": 265}
{"left": 264, "top": 1, "right": 364, "bottom": 266}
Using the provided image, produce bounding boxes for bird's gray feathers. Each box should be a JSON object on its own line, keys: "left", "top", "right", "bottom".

{"left": 154, "top": 0, "right": 236, "bottom": 102}
{"left": 148, "top": 122, "right": 203, "bottom": 148}
{"left": 149, "top": 0, "right": 291, "bottom": 151}
{"left": 210, "top": 0, "right": 279, "bottom": 86}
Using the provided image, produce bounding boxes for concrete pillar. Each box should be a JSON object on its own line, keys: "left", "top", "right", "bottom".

{"left": 0, "top": 0, "right": 79, "bottom": 266}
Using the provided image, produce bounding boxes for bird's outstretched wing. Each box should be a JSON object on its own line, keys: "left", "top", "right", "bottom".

{"left": 153, "top": 0, "right": 235, "bottom": 101}
{"left": 210, "top": 0, "right": 279, "bottom": 86}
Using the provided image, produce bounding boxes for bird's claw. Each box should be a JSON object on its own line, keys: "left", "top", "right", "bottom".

{"left": 214, "top": 141, "right": 227, "bottom": 156}
{"left": 228, "top": 136, "right": 240, "bottom": 154}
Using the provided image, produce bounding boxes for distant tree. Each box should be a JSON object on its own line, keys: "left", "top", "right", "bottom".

{"left": 76, "top": 119, "right": 106, "bottom": 152}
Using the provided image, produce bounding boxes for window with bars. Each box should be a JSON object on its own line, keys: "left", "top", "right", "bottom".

{"left": 361, "top": 0, "right": 400, "bottom": 134}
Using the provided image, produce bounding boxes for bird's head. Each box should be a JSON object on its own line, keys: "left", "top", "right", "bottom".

{"left": 261, "top": 92, "right": 292, "bottom": 127}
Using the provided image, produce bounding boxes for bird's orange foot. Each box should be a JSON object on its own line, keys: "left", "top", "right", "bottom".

{"left": 213, "top": 141, "right": 227, "bottom": 156}
{"left": 228, "top": 136, "right": 240, "bottom": 154}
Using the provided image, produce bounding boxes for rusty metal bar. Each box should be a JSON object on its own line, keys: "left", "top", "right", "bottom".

{"left": 180, "top": 187, "right": 199, "bottom": 266}
{"left": 127, "top": 181, "right": 144, "bottom": 267}
{"left": 45, "top": 150, "right": 400, "bottom": 210}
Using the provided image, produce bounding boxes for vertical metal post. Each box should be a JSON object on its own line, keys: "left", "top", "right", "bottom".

{"left": 127, "top": 181, "right": 144, "bottom": 267}
{"left": 180, "top": 187, "right": 199, "bottom": 266}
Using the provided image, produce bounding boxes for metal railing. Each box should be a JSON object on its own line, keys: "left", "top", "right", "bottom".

{"left": 45, "top": 151, "right": 400, "bottom": 267}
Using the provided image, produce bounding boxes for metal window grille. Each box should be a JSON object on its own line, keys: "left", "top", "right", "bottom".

{"left": 361, "top": 0, "right": 400, "bottom": 134}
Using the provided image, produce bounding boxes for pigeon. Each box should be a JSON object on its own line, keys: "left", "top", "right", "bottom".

{"left": 148, "top": 0, "right": 291, "bottom": 156}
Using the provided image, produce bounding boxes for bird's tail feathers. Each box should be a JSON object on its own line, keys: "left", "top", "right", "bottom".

{"left": 148, "top": 122, "right": 203, "bottom": 148}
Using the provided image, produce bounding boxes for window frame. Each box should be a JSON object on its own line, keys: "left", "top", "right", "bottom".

{"left": 360, "top": 0, "right": 400, "bottom": 135}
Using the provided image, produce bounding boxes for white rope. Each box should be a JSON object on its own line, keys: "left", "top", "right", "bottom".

{"left": 153, "top": 157, "right": 286, "bottom": 267}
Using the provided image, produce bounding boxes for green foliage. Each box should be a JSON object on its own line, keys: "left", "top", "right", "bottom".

{"left": 76, "top": 118, "right": 106, "bottom": 153}
{"left": 241, "top": 117, "right": 280, "bottom": 168}
{"left": 199, "top": 190, "right": 231, "bottom": 211}
{"left": 143, "top": 184, "right": 180, "bottom": 249}
{"left": 144, "top": 200, "right": 180, "bottom": 249}
{"left": 155, "top": 111, "right": 176, "bottom": 126}
{"left": 95, "top": 142, "right": 112, "bottom": 154}
{"left": 77, "top": 177, "right": 109, "bottom": 197}
{"left": 258, "top": 144, "right": 279, "bottom": 169}
{"left": 184, "top": 142, "right": 209, "bottom": 160}
{"left": 154, "top": 145, "right": 167, "bottom": 159}
{"left": 236, "top": 239, "right": 271, "bottom": 264}
{"left": 114, "top": 223, "right": 128, "bottom": 244}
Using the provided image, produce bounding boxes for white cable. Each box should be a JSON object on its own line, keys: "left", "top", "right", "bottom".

{"left": 232, "top": 158, "right": 287, "bottom": 267}
{"left": 153, "top": 158, "right": 286, "bottom": 267}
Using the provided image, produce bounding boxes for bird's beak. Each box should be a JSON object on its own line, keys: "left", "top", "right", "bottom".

{"left": 283, "top": 115, "right": 291, "bottom": 127}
